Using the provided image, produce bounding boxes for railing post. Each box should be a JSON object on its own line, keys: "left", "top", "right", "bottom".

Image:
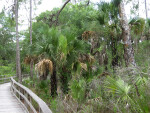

{"left": 28, "top": 95, "right": 32, "bottom": 113}
{"left": 24, "top": 90, "right": 28, "bottom": 109}
{"left": 14, "top": 84, "right": 16, "bottom": 95}
{"left": 10, "top": 79, "right": 12, "bottom": 92}
{"left": 18, "top": 86, "right": 20, "bottom": 100}
{"left": 39, "top": 107, "right": 41, "bottom": 113}
{"left": 4, "top": 75, "right": 5, "bottom": 83}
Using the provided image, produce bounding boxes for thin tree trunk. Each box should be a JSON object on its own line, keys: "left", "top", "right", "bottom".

{"left": 30, "top": 0, "right": 33, "bottom": 79}
{"left": 119, "top": 1, "right": 136, "bottom": 67}
{"left": 15, "top": 0, "right": 22, "bottom": 83}
{"left": 145, "top": 0, "right": 148, "bottom": 18}
{"left": 138, "top": 0, "right": 139, "bottom": 16}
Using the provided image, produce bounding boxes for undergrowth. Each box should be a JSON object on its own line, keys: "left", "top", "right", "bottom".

{"left": 23, "top": 64, "right": 150, "bottom": 113}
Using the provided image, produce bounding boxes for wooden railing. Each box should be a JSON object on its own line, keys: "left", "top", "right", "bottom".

{"left": 0, "top": 76, "right": 16, "bottom": 84}
{"left": 10, "top": 77, "right": 52, "bottom": 113}
{"left": 0, "top": 74, "right": 30, "bottom": 84}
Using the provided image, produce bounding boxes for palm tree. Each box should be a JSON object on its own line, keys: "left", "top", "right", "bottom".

{"left": 97, "top": 0, "right": 136, "bottom": 67}
{"left": 24, "top": 21, "right": 87, "bottom": 96}
{"left": 129, "top": 18, "right": 145, "bottom": 53}
{"left": 97, "top": 2, "right": 122, "bottom": 69}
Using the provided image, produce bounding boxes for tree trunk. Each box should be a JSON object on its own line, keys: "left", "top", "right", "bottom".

{"left": 56, "top": 71, "right": 63, "bottom": 99}
{"left": 111, "top": 36, "right": 119, "bottom": 69}
{"left": 138, "top": 0, "right": 139, "bottom": 16}
{"left": 145, "top": 0, "right": 148, "bottom": 18}
{"left": 30, "top": 0, "right": 33, "bottom": 79}
{"left": 15, "top": 0, "right": 22, "bottom": 83}
{"left": 119, "top": 1, "right": 136, "bottom": 67}
{"left": 51, "top": 65, "right": 57, "bottom": 97}
{"left": 119, "top": 0, "right": 139, "bottom": 98}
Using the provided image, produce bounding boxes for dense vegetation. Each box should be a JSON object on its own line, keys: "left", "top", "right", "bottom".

{"left": 1, "top": 0, "right": 150, "bottom": 112}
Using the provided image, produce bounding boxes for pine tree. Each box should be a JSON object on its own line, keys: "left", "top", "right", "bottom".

{"left": 15, "top": 0, "right": 22, "bottom": 83}
{"left": 118, "top": 0, "right": 136, "bottom": 67}
{"left": 30, "top": 0, "right": 33, "bottom": 79}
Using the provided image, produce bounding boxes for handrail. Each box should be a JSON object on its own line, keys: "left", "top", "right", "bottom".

{"left": 0, "top": 76, "right": 16, "bottom": 84}
{"left": 10, "top": 77, "right": 52, "bottom": 113}
{"left": 0, "top": 74, "right": 29, "bottom": 84}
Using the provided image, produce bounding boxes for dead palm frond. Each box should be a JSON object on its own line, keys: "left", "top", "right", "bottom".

{"left": 24, "top": 55, "right": 38, "bottom": 65}
{"left": 35, "top": 59, "right": 53, "bottom": 78}
{"left": 80, "top": 63, "right": 87, "bottom": 71}
{"left": 24, "top": 56, "right": 32, "bottom": 65}
{"left": 78, "top": 54, "right": 95, "bottom": 65}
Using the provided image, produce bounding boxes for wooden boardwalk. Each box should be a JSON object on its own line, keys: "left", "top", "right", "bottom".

{"left": 0, "top": 83, "right": 27, "bottom": 113}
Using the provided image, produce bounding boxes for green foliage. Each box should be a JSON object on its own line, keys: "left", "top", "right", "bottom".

{"left": 112, "top": 0, "right": 122, "bottom": 6}
{"left": 2, "top": 0, "right": 150, "bottom": 112}
{"left": 22, "top": 77, "right": 34, "bottom": 86}
{"left": 146, "top": 19, "right": 150, "bottom": 27}
{"left": 69, "top": 78, "right": 86, "bottom": 103}
{"left": 129, "top": 18, "right": 145, "bottom": 35}
{"left": 0, "top": 65, "right": 15, "bottom": 76}
{"left": 0, "top": 11, "right": 15, "bottom": 64}
{"left": 135, "top": 40, "right": 150, "bottom": 66}
{"left": 38, "top": 80, "right": 49, "bottom": 89}
{"left": 50, "top": 98, "right": 58, "bottom": 113}
{"left": 105, "top": 76, "right": 131, "bottom": 103}
{"left": 36, "top": 4, "right": 98, "bottom": 36}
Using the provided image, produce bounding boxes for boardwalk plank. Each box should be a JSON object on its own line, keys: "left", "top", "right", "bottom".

{"left": 0, "top": 83, "right": 27, "bottom": 113}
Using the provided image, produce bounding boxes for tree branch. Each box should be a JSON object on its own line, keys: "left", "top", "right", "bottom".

{"left": 55, "top": 0, "right": 70, "bottom": 26}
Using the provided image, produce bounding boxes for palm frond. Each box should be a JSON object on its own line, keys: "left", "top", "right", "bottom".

{"left": 105, "top": 76, "right": 131, "bottom": 102}
{"left": 129, "top": 18, "right": 145, "bottom": 35}
{"left": 36, "top": 59, "right": 53, "bottom": 76}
